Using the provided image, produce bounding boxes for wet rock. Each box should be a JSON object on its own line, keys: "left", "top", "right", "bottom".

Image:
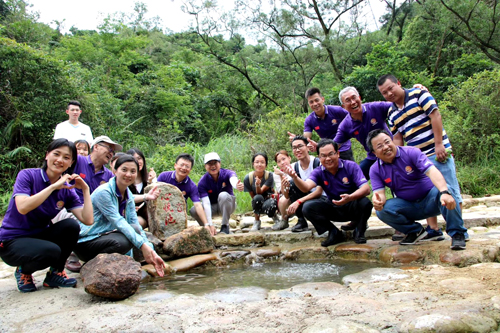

{"left": 393, "top": 250, "right": 423, "bottom": 264}
{"left": 284, "top": 246, "right": 329, "bottom": 260}
{"left": 254, "top": 247, "right": 280, "bottom": 258}
{"left": 220, "top": 250, "right": 250, "bottom": 260}
{"left": 167, "top": 253, "right": 218, "bottom": 272}
{"left": 131, "top": 290, "right": 177, "bottom": 303}
{"left": 303, "top": 319, "right": 379, "bottom": 333}
{"left": 203, "top": 286, "right": 268, "bottom": 303}
{"left": 342, "top": 268, "right": 409, "bottom": 286}
{"left": 213, "top": 233, "right": 265, "bottom": 247}
{"left": 142, "top": 262, "right": 174, "bottom": 277}
{"left": 439, "top": 251, "right": 482, "bottom": 266}
{"left": 146, "top": 182, "right": 187, "bottom": 240}
{"left": 401, "top": 313, "right": 498, "bottom": 333}
{"left": 162, "top": 226, "right": 214, "bottom": 260}
{"left": 379, "top": 246, "right": 399, "bottom": 263}
{"left": 81, "top": 253, "right": 141, "bottom": 300}
{"left": 333, "top": 243, "right": 377, "bottom": 260}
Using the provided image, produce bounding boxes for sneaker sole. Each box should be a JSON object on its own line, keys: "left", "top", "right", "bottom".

{"left": 43, "top": 282, "right": 77, "bottom": 288}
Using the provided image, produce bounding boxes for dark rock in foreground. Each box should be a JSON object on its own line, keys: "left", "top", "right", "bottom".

{"left": 162, "top": 226, "right": 214, "bottom": 260}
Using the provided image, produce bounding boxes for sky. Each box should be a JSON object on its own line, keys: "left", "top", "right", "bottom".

{"left": 28, "top": 0, "right": 389, "bottom": 36}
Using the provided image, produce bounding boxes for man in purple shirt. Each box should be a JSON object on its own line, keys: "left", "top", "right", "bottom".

{"left": 283, "top": 139, "right": 372, "bottom": 246}
{"left": 191, "top": 152, "right": 244, "bottom": 234}
{"left": 288, "top": 87, "right": 354, "bottom": 161}
{"left": 367, "top": 129, "right": 467, "bottom": 250}
{"left": 73, "top": 135, "right": 122, "bottom": 201}
{"left": 157, "top": 154, "right": 213, "bottom": 236}
{"left": 334, "top": 87, "right": 393, "bottom": 179}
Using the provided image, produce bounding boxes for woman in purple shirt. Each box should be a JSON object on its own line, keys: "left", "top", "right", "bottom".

{"left": 0, "top": 139, "right": 93, "bottom": 292}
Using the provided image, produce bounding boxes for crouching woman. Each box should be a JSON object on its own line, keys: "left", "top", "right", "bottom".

{"left": 74, "top": 155, "right": 164, "bottom": 276}
{"left": 0, "top": 139, "right": 93, "bottom": 292}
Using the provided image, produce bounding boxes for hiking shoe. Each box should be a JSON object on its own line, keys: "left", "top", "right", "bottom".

{"left": 465, "top": 232, "right": 470, "bottom": 242}
{"left": 422, "top": 226, "right": 445, "bottom": 241}
{"left": 399, "top": 227, "right": 427, "bottom": 245}
{"left": 15, "top": 267, "right": 37, "bottom": 293}
{"left": 272, "top": 218, "right": 289, "bottom": 231}
{"left": 251, "top": 220, "right": 261, "bottom": 231}
{"left": 451, "top": 233, "right": 466, "bottom": 250}
{"left": 291, "top": 218, "right": 309, "bottom": 232}
{"left": 392, "top": 230, "right": 405, "bottom": 241}
{"left": 43, "top": 269, "right": 77, "bottom": 288}
{"left": 220, "top": 224, "right": 232, "bottom": 234}
{"left": 65, "top": 252, "right": 82, "bottom": 273}
{"left": 321, "top": 230, "right": 345, "bottom": 247}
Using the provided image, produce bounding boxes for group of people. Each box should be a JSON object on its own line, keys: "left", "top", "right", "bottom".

{"left": 0, "top": 73, "right": 468, "bottom": 294}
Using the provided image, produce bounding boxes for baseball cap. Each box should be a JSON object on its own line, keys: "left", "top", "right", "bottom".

{"left": 204, "top": 152, "right": 221, "bottom": 164}
{"left": 91, "top": 135, "right": 123, "bottom": 152}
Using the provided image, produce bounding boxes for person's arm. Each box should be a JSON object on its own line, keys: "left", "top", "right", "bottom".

{"left": 281, "top": 165, "right": 316, "bottom": 193}
{"left": 428, "top": 109, "right": 446, "bottom": 162}
{"left": 287, "top": 185, "right": 323, "bottom": 215}
{"left": 281, "top": 177, "right": 290, "bottom": 198}
{"left": 133, "top": 185, "right": 160, "bottom": 204}
{"left": 332, "top": 183, "right": 370, "bottom": 206}
{"left": 15, "top": 173, "right": 74, "bottom": 215}
{"left": 287, "top": 131, "right": 297, "bottom": 142}
{"left": 393, "top": 132, "right": 404, "bottom": 146}
{"left": 229, "top": 176, "right": 244, "bottom": 191}
{"left": 201, "top": 196, "right": 212, "bottom": 225}
{"left": 372, "top": 190, "right": 387, "bottom": 211}
{"left": 193, "top": 201, "right": 215, "bottom": 235}
{"left": 425, "top": 166, "right": 456, "bottom": 210}
{"left": 68, "top": 175, "right": 93, "bottom": 226}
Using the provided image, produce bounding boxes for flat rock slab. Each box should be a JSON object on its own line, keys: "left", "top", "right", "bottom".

{"left": 162, "top": 226, "right": 214, "bottom": 260}
{"left": 202, "top": 286, "right": 268, "bottom": 303}
{"left": 167, "top": 253, "right": 218, "bottom": 272}
{"left": 214, "top": 233, "right": 265, "bottom": 247}
{"left": 253, "top": 247, "right": 281, "bottom": 258}
{"left": 283, "top": 246, "right": 329, "bottom": 260}
{"left": 401, "top": 312, "right": 498, "bottom": 333}
{"left": 146, "top": 182, "right": 187, "bottom": 240}
{"left": 342, "top": 268, "right": 409, "bottom": 286}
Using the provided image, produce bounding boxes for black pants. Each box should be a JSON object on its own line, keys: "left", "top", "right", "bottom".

{"left": 339, "top": 148, "right": 355, "bottom": 161}
{"left": 252, "top": 194, "right": 277, "bottom": 218}
{"left": 302, "top": 196, "right": 373, "bottom": 235}
{"left": 288, "top": 180, "right": 309, "bottom": 219}
{"left": 0, "top": 218, "right": 80, "bottom": 274}
{"left": 74, "top": 224, "right": 142, "bottom": 262}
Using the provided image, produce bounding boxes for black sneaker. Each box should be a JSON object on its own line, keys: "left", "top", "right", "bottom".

{"left": 399, "top": 227, "right": 427, "bottom": 245}
{"left": 219, "top": 225, "right": 231, "bottom": 234}
{"left": 321, "top": 230, "right": 345, "bottom": 247}
{"left": 392, "top": 230, "right": 405, "bottom": 241}
{"left": 421, "top": 226, "right": 445, "bottom": 241}
{"left": 291, "top": 218, "right": 309, "bottom": 232}
{"left": 451, "top": 233, "right": 466, "bottom": 250}
{"left": 43, "top": 269, "right": 77, "bottom": 288}
{"left": 15, "top": 267, "right": 37, "bottom": 293}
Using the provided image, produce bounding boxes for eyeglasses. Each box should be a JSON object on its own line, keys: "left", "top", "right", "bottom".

{"left": 97, "top": 143, "right": 114, "bottom": 155}
{"left": 292, "top": 144, "right": 306, "bottom": 151}
{"left": 177, "top": 163, "right": 192, "bottom": 170}
{"left": 319, "top": 151, "right": 337, "bottom": 159}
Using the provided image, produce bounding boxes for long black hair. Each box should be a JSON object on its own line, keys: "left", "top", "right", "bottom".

{"left": 42, "top": 138, "right": 77, "bottom": 174}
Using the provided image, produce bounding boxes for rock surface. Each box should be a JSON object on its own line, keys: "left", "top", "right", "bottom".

{"left": 146, "top": 182, "right": 187, "bottom": 240}
{"left": 162, "top": 226, "right": 214, "bottom": 259}
{"left": 80, "top": 253, "right": 141, "bottom": 300}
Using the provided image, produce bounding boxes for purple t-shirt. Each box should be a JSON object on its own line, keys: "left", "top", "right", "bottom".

{"left": 198, "top": 168, "right": 236, "bottom": 204}
{"left": 73, "top": 155, "right": 113, "bottom": 201}
{"left": 0, "top": 169, "right": 82, "bottom": 240}
{"left": 157, "top": 171, "right": 200, "bottom": 203}
{"left": 308, "top": 160, "right": 368, "bottom": 201}
{"left": 335, "top": 101, "right": 393, "bottom": 160}
{"left": 304, "top": 105, "right": 351, "bottom": 152}
{"left": 369, "top": 146, "right": 435, "bottom": 201}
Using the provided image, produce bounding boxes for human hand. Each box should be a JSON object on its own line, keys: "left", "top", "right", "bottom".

{"left": 307, "top": 138, "right": 317, "bottom": 153}
{"left": 332, "top": 193, "right": 351, "bottom": 206}
{"left": 148, "top": 167, "right": 156, "bottom": 183}
{"left": 236, "top": 179, "right": 244, "bottom": 192}
{"left": 68, "top": 174, "right": 90, "bottom": 192}
{"left": 273, "top": 166, "right": 284, "bottom": 177}
{"left": 372, "top": 192, "right": 385, "bottom": 211}
{"left": 435, "top": 144, "right": 447, "bottom": 163}
{"left": 287, "top": 201, "right": 300, "bottom": 215}
{"left": 141, "top": 244, "right": 165, "bottom": 277}
{"left": 206, "top": 225, "right": 216, "bottom": 236}
{"left": 52, "top": 174, "right": 76, "bottom": 191}
{"left": 413, "top": 83, "right": 428, "bottom": 91}
{"left": 440, "top": 193, "right": 456, "bottom": 210}
{"left": 281, "top": 165, "right": 298, "bottom": 179}
{"left": 287, "top": 131, "right": 296, "bottom": 143}
{"left": 281, "top": 177, "right": 290, "bottom": 195}
{"left": 145, "top": 185, "right": 160, "bottom": 201}
{"left": 255, "top": 176, "right": 261, "bottom": 187}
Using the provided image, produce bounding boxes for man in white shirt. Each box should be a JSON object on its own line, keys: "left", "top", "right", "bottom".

{"left": 53, "top": 100, "right": 94, "bottom": 143}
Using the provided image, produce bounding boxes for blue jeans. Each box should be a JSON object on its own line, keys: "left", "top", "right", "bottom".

{"left": 376, "top": 187, "right": 467, "bottom": 236}
{"left": 359, "top": 158, "right": 376, "bottom": 180}
{"left": 428, "top": 154, "right": 462, "bottom": 204}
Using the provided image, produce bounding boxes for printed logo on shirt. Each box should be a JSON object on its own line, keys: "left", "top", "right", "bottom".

{"left": 208, "top": 190, "right": 213, "bottom": 193}
{"left": 100, "top": 180, "right": 106, "bottom": 185}
{"left": 384, "top": 178, "right": 392, "bottom": 184}
{"left": 405, "top": 166, "right": 414, "bottom": 175}
{"left": 79, "top": 173, "right": 86, "bottom": 179}
{"left": 354, "top": 131, "right": 359, "bottom": 136}
{"left": 222, "top": 182, "right": 226, "bottom": 188}
{"left": 342, "top": 177, "right": 349, "bottom": 184}
{"left": 315, "top": 126, "right": 320, "bottom": 130}
{"left": 370, "top": 118, "right": 378, "bottom": 126}
{"left": 331, "top": 119, "right": 337, "bottom": 125}
{"left": 56, "top": 201, "right": 65, "bottom": 210}
{"left": 324, "top": 181, "right": 329, "bottom": 186}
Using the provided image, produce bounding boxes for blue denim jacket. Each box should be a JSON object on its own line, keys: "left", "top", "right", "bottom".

{"left": 78, "top": 177, "right": 153, "bottom": 250}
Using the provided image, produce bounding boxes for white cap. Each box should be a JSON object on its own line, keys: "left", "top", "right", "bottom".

{"left": 204, "top": 152, "right": 221, "bottom": 164}
{"left": 91, "top": 135, "right": 123, "bottom": 152}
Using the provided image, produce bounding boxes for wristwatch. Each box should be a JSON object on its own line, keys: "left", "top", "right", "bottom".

{"left": 440, "top": 190, "right": 451, "bottom": 196}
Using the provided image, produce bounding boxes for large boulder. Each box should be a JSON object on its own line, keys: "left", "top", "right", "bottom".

{"left": 145, "top": 182, "right": 188, "bottom": 240}
{"left": 81, "top": 253, "right": 141, "bottom": 300}
{"left": 162, "top": 226, "right": 214, "bottom": 260}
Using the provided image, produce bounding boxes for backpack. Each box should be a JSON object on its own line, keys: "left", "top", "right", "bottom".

{"left": 248, "top": 170, "right": 270, "bottom": 186}
{"left": 294, "top": 157, "right": 321, "bottom": 179}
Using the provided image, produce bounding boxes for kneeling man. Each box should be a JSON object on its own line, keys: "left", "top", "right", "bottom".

{"left": 284, "top": 139, "right": 372, "bottom": 246}
{"left": 367, "top": 129, "right": 467, "bottom": 250}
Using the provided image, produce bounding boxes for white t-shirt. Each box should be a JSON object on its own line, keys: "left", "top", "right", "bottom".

{"left": 54, "top": 120, "right": 94, "bottom": 143}
{"left": 294, "top": 157, "right": 326, "bottom": 196}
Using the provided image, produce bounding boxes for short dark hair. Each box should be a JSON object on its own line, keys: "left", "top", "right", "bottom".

{"left": 291, "top": 135, "right": 308, "bottom": 146}
{"left": 274, "top": 150, "right": 290, "bottom": 163}
{"left": 252, "top": 152, "right": 268, "bottom": 166}
{"left": 366, "top": 129, "right": 392, "bottom": 152}
{"left": 127, "top": 148, "right": 147, "bottom": 188}
{"left": 42, "top": 138, "right": 77, "bottom": 174}
{"left": 316, "top": 139, "right": 338, "bottom": 155}
{"left": 110, "top": 152, "right": 125, "bottom": 169}
{"left": 67, "top": 100, "right": 81, "bottom": 109}
{"left": 114, "top": 154, "right": 139, "bottom": 171}
{"left": 305, "top": 87, "right": 322, "bottom": 99}
{"left": 176, "top": 153, "right": 194, "bottom": 168}
{"left": 377, "top": 74, "right": 398, "bottom": 88}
